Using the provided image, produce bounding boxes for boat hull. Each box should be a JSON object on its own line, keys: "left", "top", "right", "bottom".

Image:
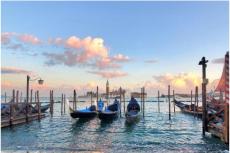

{"left": 98, "top": 111, "right": 118, "bottom": 120}
{"left": 125, "top": 111, "right": 140, "bottom": 123}
{"left": 70, "top": 111, "right": 97, "bottom": 119}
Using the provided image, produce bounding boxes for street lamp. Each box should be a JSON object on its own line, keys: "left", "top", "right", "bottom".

{"left": 26, "top": 75, "right": 44, "bottom": 122}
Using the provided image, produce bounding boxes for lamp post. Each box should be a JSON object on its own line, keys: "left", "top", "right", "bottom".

{"left": 26, "top": 75, "right": 44, "bottom": 122}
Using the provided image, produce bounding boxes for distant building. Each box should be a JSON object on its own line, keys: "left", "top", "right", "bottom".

{"left": 131, "top": 92, "right": 147, "bottom": 98}
{"left": 86, "top": 91, "right": 96, "bottom": 97}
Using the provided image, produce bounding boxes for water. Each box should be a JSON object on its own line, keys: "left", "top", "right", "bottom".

{"left": 1, "top": 98, "right": 229, "bottom": 153}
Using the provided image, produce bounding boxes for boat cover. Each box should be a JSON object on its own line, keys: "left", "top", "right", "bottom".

{"left": 127, "top": 97, "right": 140, "bottom": 112}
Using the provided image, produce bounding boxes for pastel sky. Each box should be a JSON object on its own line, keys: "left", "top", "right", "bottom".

{"left": 1, "top": 1, "right": 229, "bottom": 97}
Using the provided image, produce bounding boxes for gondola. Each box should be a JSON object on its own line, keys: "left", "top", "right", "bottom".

{"left": 32, "top": 104, "right": 50, "bottom": 113}
{"left": 174, "top": 99, "right": 203, "bottom": 118}
{"left": 125, "top": 97, "right": 141, "bottom": 123}
{"left": 70, "top": 105, "right": 97, "bottom": 119}
{"left": 40, "top": 104, "right": 50, "bottom": 112}
{"left": 98, "top": 99, "right": 119, "bottom": 120}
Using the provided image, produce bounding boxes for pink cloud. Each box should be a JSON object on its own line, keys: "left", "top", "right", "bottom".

{"left": 152, "top": 73, "right": 202, "bottom": 93}
{"left": 19, "top": 34, "right": 41, "bottom": 45}
{"left": 95, "top": 57, "right": 121, "bottom": 69}
{"left": 1, "top": 32, "right": 15, "bottom": 45}
{"left": 1, "top": 32, "right": 41, "bottom": 45}
{"left": 44, "top": 36, "right": 130, "bottom": 70}
{"left": 88, "top": 70, "right": 128, "bottom": 78}
{"left": 111, "top": 54, "right": 130, "bottom": 62}
{"left": 1, "top": 67, "right": 32, "bottom": 75}
{"left": 66, "top": 36, "right": 81, "bottom": 48}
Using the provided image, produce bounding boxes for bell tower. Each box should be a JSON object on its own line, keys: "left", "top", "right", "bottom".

{"left": 106, "top": 80, "right": 109, "bottom": 100}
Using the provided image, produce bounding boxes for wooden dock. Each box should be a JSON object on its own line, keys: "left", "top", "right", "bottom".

{"left": 1, "top": 113, "right": 46, "bottom": 128}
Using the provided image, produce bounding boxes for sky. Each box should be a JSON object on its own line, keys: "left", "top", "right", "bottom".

{"left": 1, "top": 1, "right": 229, "bottom": 97}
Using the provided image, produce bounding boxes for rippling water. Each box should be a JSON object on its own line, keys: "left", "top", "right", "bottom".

{"left": 1, "top": 98, "right": 229, "bottom": 152}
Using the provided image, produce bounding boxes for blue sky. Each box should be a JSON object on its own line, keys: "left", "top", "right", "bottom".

{"left": 1, "top": 1, "right": 229, "bottom": 96}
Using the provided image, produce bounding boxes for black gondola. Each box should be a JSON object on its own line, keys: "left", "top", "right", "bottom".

{"left": 98, "top": 99, "right": 119, "bottom": 120}
{"left": 174, "top": 99, "right": 202, "bottom": 118}
{"left": 70, "top": 105, "right": 97, "bottom": 119}
{"left": 28, "top": 104, "right": 50, "bottom": 114}
{"left": 125, "top": 97, "right": 141, "bottom": 123}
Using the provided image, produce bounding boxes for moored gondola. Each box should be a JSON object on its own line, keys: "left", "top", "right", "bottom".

{"left": 125, "top": 97, "right": 141, "bottom": 123}
{"left": 70, "top": 105, "right": 97, "bottom": 119}
{"left": 98, "top": 99, "right": 119, "bottom": 120}
{"left": 174, "top": 99, "right": 202, "bottom": 118}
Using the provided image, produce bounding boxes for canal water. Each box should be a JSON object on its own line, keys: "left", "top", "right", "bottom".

{"left": 1, "top": 97, "right": 229, "bottom": 152}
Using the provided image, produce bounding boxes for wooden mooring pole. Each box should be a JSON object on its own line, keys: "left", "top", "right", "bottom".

{"left": 119, "top": 87, "right": 122, "bottom": 117}
{"left": 37, "top": 91, "right": 41, "bottom": 121}
{"left": 13, "top": 89, "right": 15, "bottom": 103}
{"left": 158, "top": 90, "right": 160, "bottom": 112}
{"left": 195, "top": 86, "right": 198, "bottom": 118}
{"left": 73, "top": 90, "right": 76, "bottom": 110}
{"left": 64, "top": 94, "right": 66, "bottom": 114}
{"left": 190, "top": 90, "right": 193, "bottom": 111}
{"left": 140, "top": 88, "right": 143, "bottom": 114}
{"left": 96, "top": 86, "right": 99, "bottom": 109}
{"left": 123, "top": 91, "right": 126, "bottom": 114}
{"left": 30, "top": 89, "right": 33, "bottom": 103}
{"left": 143, "top": 87, "right": 145, "bottom": 117}
{"left": 16, "top": 90, "right": 19, "bottom": 103}
{"left": 20, "top": 92, "right": 22, "bottom": 103}
{"left": 26, "top": 75, "right": 29, "bottom": 122}
{"left": 173, "top": 90, "right": 175, "bottom": 113}
{"left": 61, "top": 94, "right": 63, "bottom": 115}
{"left": 168, "top": 85, "right": 171, "bottom": 120}
{"left": 91, "top": 91, "right": 93, "bottom": 106}
{"left": 5, "top": 92, "right": 7, "bottom": 103}
{"left": 199, "top": 57, "right": 208, "bottom": 136}
{"left": 50, "top": 90, "right": 54, "bottom": 116}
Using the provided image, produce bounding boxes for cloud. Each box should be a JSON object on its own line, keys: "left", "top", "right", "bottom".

{"left": 6, "top": 43, "right": 26, "bottom": 51}
{"left": 111, "top": 54, "right": 130, "bottom": 62}
{"left": 44, "top": 36, "right": 130, "bottom": 70}
{"left": 211, "top": 58, "right": 224, "bottom": 64}
{"left": 88, "top": 70, "right": 128, "bottom": 78}
{"left": 1, "top": 32, "right": 41, "bottom": 45}
{"left": 152, "top": 72, "right": 201, "bottom": 92}
{"left": 1, "top": 32, "right": 16, "bottom": 45}
{"left": 1, "top": 67, "right": 32, "bottom": 74}
{"left": 144, "top": 59, "right": 158, "bottom": 63}
{"left": 18, "top": 34, "right": 41, "bottom": 45}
